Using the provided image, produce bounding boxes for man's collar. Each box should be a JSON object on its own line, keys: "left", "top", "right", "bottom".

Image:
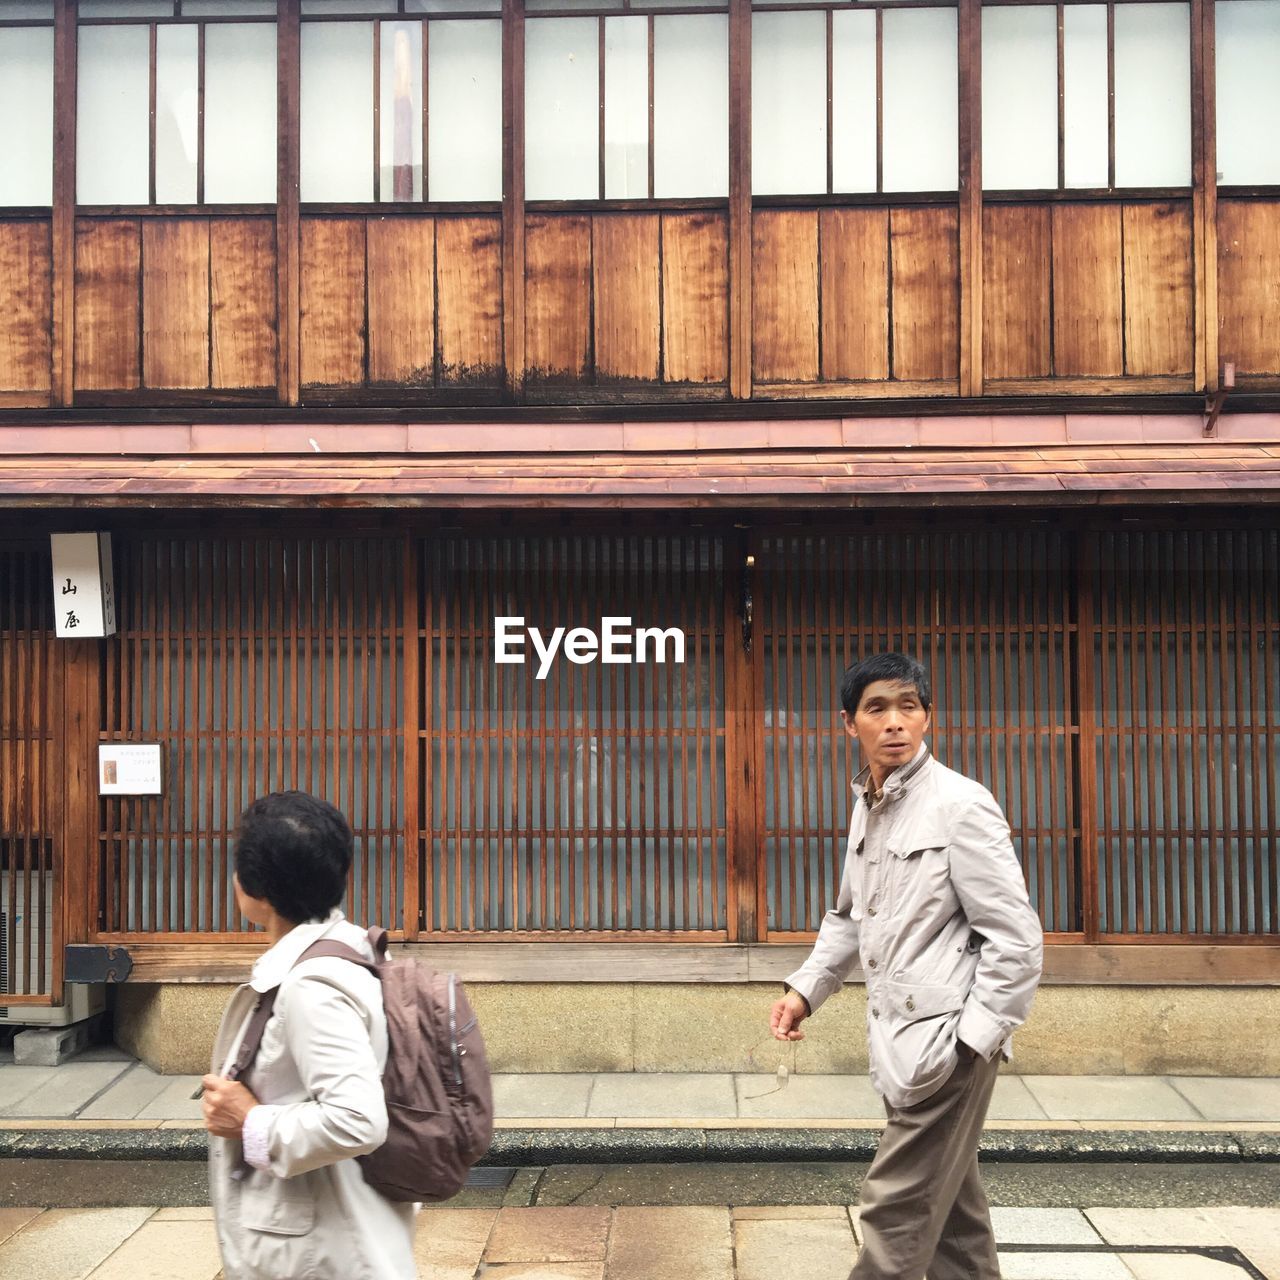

{"left": 852, "top": 741, "right": 932, "bottom": 806}
{"left": 249, "top": 908, "right": 344, "bottom": 993}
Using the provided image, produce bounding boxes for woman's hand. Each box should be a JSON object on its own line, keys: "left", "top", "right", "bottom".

{"left": 201, "top": 1074, "right": 260, "bottom": 1139}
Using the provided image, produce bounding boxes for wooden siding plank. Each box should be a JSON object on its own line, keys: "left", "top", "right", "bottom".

{"left": 300, "top": 218, "right": 366, "bottom": 388}
{"left": 367, "top": 217, "right": 436, "bottom": 386}
{"left": 0, "top": 222, "right": 52, "bottom": 392}
{"left": 593, "top": 214, "right": 661, "bottom": 383}
{"left": 890, "top": 206, "right": 960, "bottom": 382}
{"left": 142, "top": 219, "right": 211, "bottom": 390}
{"left": 752, "top": 209, "right": 819, "bottom": 384}
{"left": 1123, "top": 203, "right": 1194, "bottom": 377}
{"left": 74, "top": 219, "right": 141, "bottom": 392}
{"left": 1052, "top": 204, "right": 1124, "bottom": 377}
{"left": 1218, "top": 201, "right": 1280, "bottom": 376}
{"left": 524, "top": 214, "right": 591, "bottom": 381}
{"left": 210, "top": 218, "right": 277, "bottom": 390}
{"left": 983, "top": 205, "right": 1051, "bottom": 380}
{"left": 436, "top": 216, "right": 503, "bottom": 385}
{"left": 819, "top": 208, "right": 889, "bottom": 383}
{"left": 661, "top": 213, "right": 729, "bottom": 386}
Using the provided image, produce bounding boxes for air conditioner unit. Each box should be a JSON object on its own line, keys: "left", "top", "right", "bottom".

{"left": 0, "top": 872, "right": 105, "bottom": 1027}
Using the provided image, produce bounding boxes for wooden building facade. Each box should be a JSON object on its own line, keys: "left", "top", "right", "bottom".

{"left": 0, "top": 0, "right": 1277, "bottom": 1012}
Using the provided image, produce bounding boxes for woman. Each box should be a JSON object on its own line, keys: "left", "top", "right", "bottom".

{"left": 201, "top": 790, "right": 416, "bottom": 1280}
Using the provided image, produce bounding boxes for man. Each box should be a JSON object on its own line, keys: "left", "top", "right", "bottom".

{"left": 771, "top": 653, "right": 1043, "bottom": 1280}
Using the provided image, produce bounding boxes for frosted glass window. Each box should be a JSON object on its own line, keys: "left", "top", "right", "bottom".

{"left": 155, "top": 26, "right": 199, "bottom": 205}
{"left": 605, "top": 17, "right": 648, "bottom": 199}
{"left": 526, "top": 19, "right": 599, "bottom": 201}
{"left": 0, "top": 28, "right": 54, "bottom": 206}
{"left": 79, "top": 1, "right": 171, "bottom": 14}
{"left": 1217, "top": 1, "right": 1280, "bottom": 184}
{"left": 654, "top": 15, "right": 728, "bottom": 198}
{"left": 1063, "top": 5, "right": 1108, "bottom": 188}
{"left": 302, "top": 0, "right": 396, "bottom": 12}
{"left": 408, "top": 0, "right": 501, "bottom": 11}
{"left": 3, "top": 3, "right": 54, "bottom": 16}
{"left": 77, "top": 25, "right": 150, "bottom": 204}
{"left": 752, "top": 12, "right": 826, "bottom": 195}
{"left": 301, "top": 22, "right": 374, "bottom": 202}
{"left": 832, "top": 10, "right": 876, "bottom": 194}
{"left": 183, "top": 1, "right": 276, "bottom": 13}
{"left": 429, "top": 20, "right": 502, "bottom": 201}
{"left": 1114, "top": 3, "right": 1190, "bottom": 187}
{"left": 882, "top": 7, "right": 957, "bottom": 192}
{"left": 205, "top": 22, "right": 277, "bottom": 203}
{"left": 381, "top": 22, "right": 422, "bottom": 202}
{"left": 982, "top": 6, "right": 1056, "bottom": 190}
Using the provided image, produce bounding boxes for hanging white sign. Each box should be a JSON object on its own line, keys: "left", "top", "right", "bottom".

{"left": 50, "top": 532, "right": 116, "bottom": 638}
{"left": 98, "top": 744, "right": 163, "bottom": 796}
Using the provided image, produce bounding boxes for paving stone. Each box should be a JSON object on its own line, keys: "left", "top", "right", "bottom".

{"left": 1121, "top": 1253, "right": 1257, "bottom": 1279}
{"left": 134, "top": 1076, "right": 204, "bottom": 1121}
{"left": 484, "top": 1207, "right": 612, "bottom": 1263}
{"left": 1085, "top": 1208, "right": 1231, "bottom": 1247}
{"left": 587, "top": 1073, "right": 737, "bottom": 1119}
{"left": 2, "top": 1062, "right": 133, "bottom": 1118}
{"left": 1170, "top": 1078, "right": 1280, "bottom": 1123}
{"left": 734, "top": 1215, "right": 856, "bottom": 1280}
{"left": 606, "top": 1207, "right": 733, "bottom": 1280}
{"left": 998, "top": 1250, "right": 1136, "bottom": 1279}
{"left": 80, "top": 1065, "right": 172, "bottom": 1121}
{"left": 734, "top": 1074, "right": 883, "bottom": 1120}
{"left": 732, "top": 1206, "right": 849, "bottom": 1220}
{"left": 479, "top": 1266, "right": 604, "bottom": 1279}
{"left": 151, "top": 1208, "right": 215, "bottom": 1222}
{"left": 1021, "top": 1075, "right": 1201, "bottom": 1122}
{"left": 1202, "top": 1208, "right": 1280, "bottom": 1280}
{"left": 0, "top": 1207, "right": 155, "bottom": 1280}
{"left": 0, "top": 1066, "right": 51, "bottom": 1111}
{"left": 988, "top": 1076, "right": 1050, "bottom": 1120}
{"left": 414, "top": 1207, "right": 497, "bottom": 1278}
{"left": 83, "top": 1218, "right": 222, "bottom": 1279}
{"left": 492, "top": 1074, "right": 594, "bottom": 1119}
{"left": 991, "top": 1208, "right": 1102, "bottom": 1245}
{"left": 0, "top": 1207, "right": 42, "bottom": 1247}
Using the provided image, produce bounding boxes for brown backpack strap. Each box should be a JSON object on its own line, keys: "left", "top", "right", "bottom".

{"left": 225, "top": 936, "right": 384, "bottom": 1083}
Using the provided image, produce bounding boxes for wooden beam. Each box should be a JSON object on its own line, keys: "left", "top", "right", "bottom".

{"left": 51, "top": 0, "right": 77, "bottom": 407}
{"left": 99, "top": 940, "right": 1280, "bottom": 987}
{"left": 728, "top": 0, "right": 752, "bottom": 401}
{"left": 1192, "top": 0, "right": 1219, "bottom": 394}
{"left": 61, "top": 640, "right": 100, "bottom": 947}
{"left": 276, "top": 0, "right": 301, "bottom": 405}
{"left": 958, "top": 0, "right": 983, "bottom": 399}
{"left": 502, "top": 0, "right": 526, "bottom": 399}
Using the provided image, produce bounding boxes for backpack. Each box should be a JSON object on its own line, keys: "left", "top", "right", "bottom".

{"left": 227, "top": 925, "right": 494, "bottom": 1203}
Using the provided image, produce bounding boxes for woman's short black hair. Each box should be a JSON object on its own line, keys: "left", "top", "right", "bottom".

{"left": 840, "top": 652, "right": 932, "bottom": 717}
{"left": 233, "top": 791, "right": 352, "bottom": 925}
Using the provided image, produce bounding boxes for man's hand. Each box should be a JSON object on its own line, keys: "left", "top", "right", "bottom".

{"left": 201, "top": 1074, "right": 260, "bottom": 1139}
{"left": 770, "top": 991, "right": 810, "bottom": 1042}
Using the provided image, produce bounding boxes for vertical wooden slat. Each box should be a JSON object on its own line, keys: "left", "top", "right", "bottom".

{"left": 890, "top": 207, "right": 960, "bottom": 382}
{"left": 367, "top": 217, "right": 436, "bottom": 385}
{"left": 593, "top": 214, "right": 661, "bottom": 382}
{"left": 819, "top": 208, "right": 889, "bottom": 382}
{"left": 402, "top": 534, "right": 419, "bottom": 938}
{"left": 983, "top": 205, "right": 1051, "bottom": 380}
{"left": 278, "top": 0, "right": 301, "bottom": 405}
{"left": 300, "top": 218, "right": 367, "bottom": 387}
{"left": 752, "top": 210, "right": 819, "bottom": 384}
{"left": 728, "top": 0, "right": 751, "bottom": 399}
{"left": 661, "top": 213, "right": 729, "bottom": 385}
{"left": 958, "top": 0, "right": 982, "bottom": 398}
{"left": 1075, "top": 532, "right": 1099, "bottom": 940}
{"left": 525, "top": 215, "right": 592, "bottom": 381}
{"left": 503, "top": 0, "right": 525, "bottom": 397}
{"left": 74, "top": 220, "right": 142, "bottom": 391}
{"left": 1122, "top": 203, "right": 1193, "bottom": 377}
{"left": 143, "top": 219, "right": 211, "bottom": 390}
{"left": 211, "top": 218, "right": 279, "bottom": 390}
{"left": 725, "top": 529, "right": 757, "bottom": 941}
{"left": 51, "top": 0, "right": 77, "bottom": 407}
{"left": 436, "top": 217, "right": 503, "bottom": 384}
{"left": 0, "top": 223, "right": 54, "bottom": 393}
{"left": 1193, "top": 0, "right": 1218, "bottom": 394}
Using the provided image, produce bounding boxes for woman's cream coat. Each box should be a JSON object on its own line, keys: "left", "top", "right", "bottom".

{"left": 209, "top": 911, "right": 416, "bottom": 1280}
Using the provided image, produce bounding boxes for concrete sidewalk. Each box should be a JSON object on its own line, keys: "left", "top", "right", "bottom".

{"left": 1, "top": 1203, "right": 1278, "bottom": 1279}
{"left": 2, "top": 1047, "right": 1279, "bottom": 1129}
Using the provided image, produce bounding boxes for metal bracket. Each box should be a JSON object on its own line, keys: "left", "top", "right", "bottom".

{"left": 1204, "top": 362, "right": 1236, "bottom": 437}
{"left": 65, "top": 944, "right": 134, "bottom": 984}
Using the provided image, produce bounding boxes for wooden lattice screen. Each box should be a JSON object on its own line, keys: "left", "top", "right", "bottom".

{"left": 756, "top": 528, "right": 1080, "bottom": 938}
{"left": 0, "top": 541, "right": 60, "bottom": 1002}
{"left": 420, "top": 532, "right": 728, "bottom": 936}
{"left": 99, "top": 535, "right": 405, "bottom": 936}
{"left": 1091, "top": 528, "right": 1280, "bottom": 937}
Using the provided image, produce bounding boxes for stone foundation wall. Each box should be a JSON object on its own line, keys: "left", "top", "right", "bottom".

{"left": 115, "top": 983, "right": 1280, "bottom": 1077}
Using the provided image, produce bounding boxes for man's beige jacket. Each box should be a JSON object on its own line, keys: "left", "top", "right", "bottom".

{"left": 785, "top": 743, "right": 1044, "bottom": 1109}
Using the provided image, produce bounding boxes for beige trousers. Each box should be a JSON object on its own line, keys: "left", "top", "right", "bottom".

{"left": 849, "top": 1047, "right": 1002, "bottom": 1280}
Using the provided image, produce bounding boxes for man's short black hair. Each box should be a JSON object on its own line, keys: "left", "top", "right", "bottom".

{"left": 233, "top": 791, "right": 352, "bottom": 925}
{"left": 840, "top": 653, "right": 932, "bottom": 717}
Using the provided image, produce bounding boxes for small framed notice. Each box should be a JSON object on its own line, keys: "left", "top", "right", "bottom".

{"left": 98, "top": 744, "right": 163, "bottom": 796}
